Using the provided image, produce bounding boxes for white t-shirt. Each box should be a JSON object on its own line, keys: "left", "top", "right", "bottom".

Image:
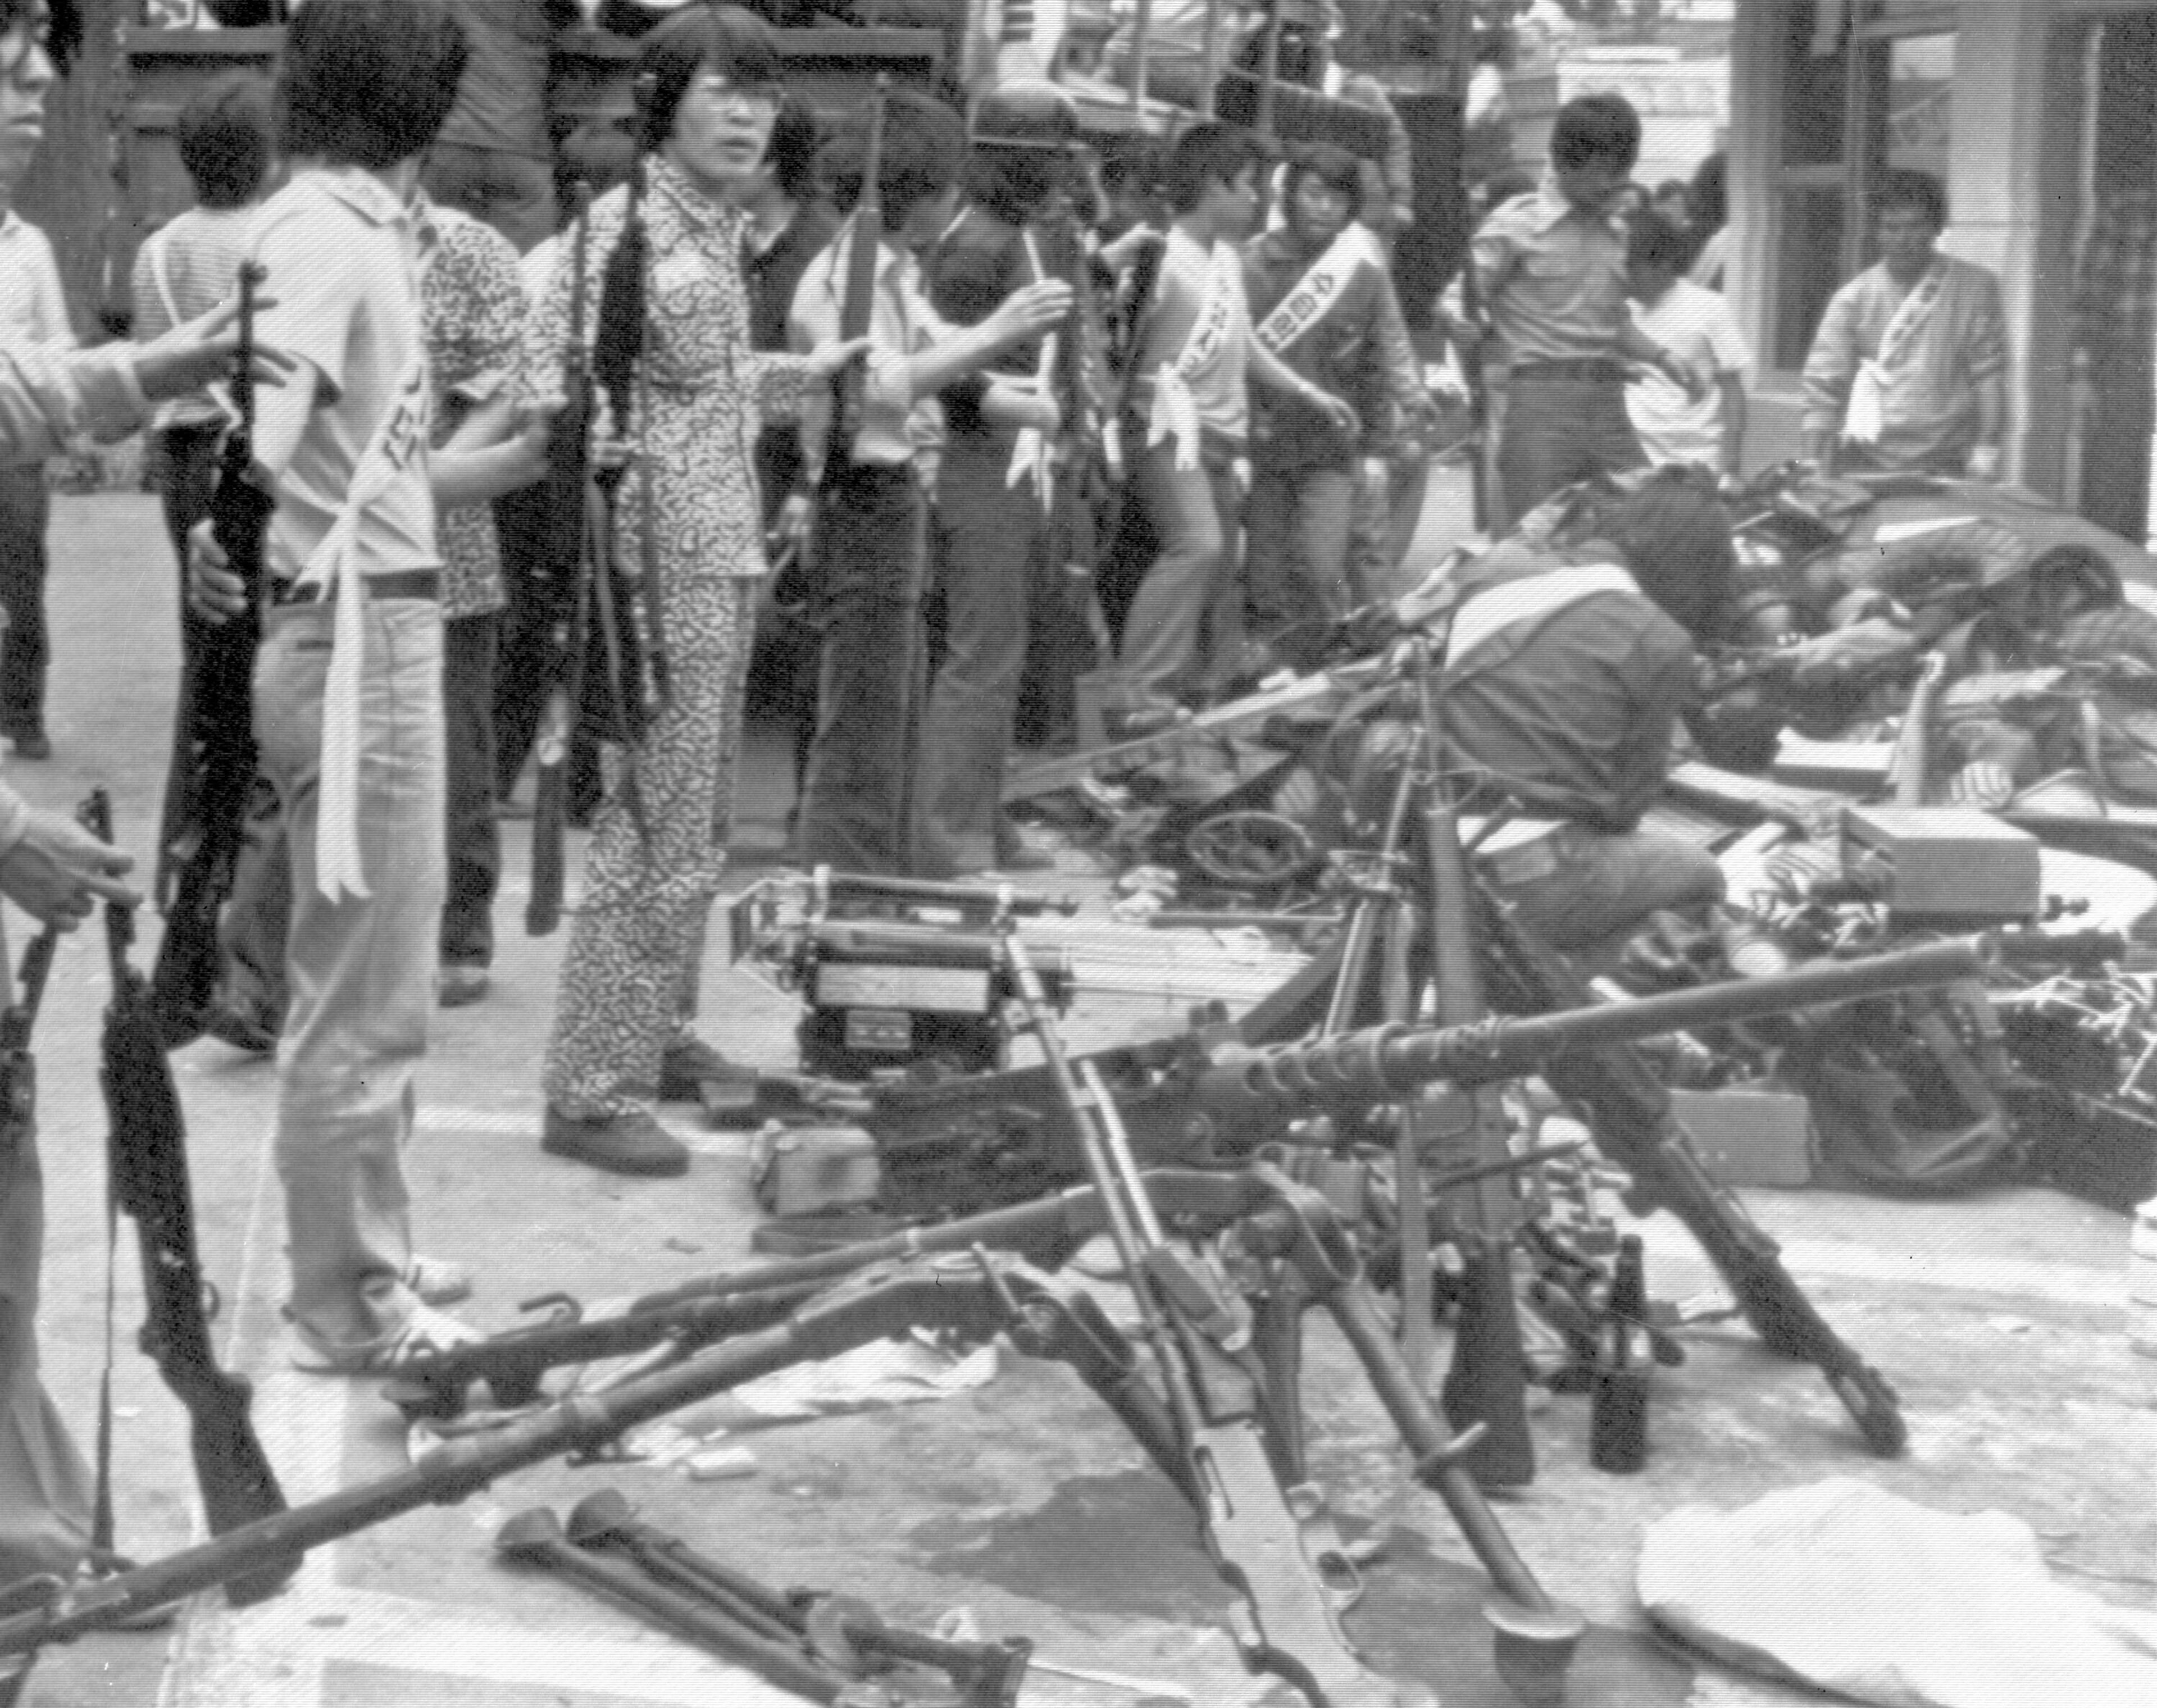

{"left": 1626, "top": 276, "right": 1751, "bottom": 472}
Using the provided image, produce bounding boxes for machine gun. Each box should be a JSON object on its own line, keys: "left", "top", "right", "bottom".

{"left": 84, "top": 789, "right": 297, "bottom": 1601}
{"left": 379, "top": 936, "right": 1982, "bottom": 1452}
{"left": 151, "top": 260, "right": 272, "bottom": 1042}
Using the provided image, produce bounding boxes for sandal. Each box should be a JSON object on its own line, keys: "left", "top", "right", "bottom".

{"left": 290, "top": 1304, "right": 483, "bottom": 1377}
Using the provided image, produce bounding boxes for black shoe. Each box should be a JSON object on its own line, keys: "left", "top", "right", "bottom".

{"left": 541, "top": 1107, "right": 690, "bottom": 1177}
{"left": 656, "top": 1036, "right": 749, "bottom": 1101}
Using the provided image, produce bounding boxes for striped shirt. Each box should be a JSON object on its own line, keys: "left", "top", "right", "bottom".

{"left": 130, "top": 205, "right": 257, "bottom": 429}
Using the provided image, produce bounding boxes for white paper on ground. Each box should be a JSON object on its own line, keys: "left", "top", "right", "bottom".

{"left": 1637, "top": 1476, "right": 2157, "bottom": 1708}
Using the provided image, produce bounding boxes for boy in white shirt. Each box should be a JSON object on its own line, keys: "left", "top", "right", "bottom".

{"left": 1624, "top": 210, "right": 1751, "bottom": 482}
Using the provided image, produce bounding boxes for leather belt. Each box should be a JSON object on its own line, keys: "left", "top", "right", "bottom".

{"left": 272, "top": 568, "right": 440, "bottom": 605}
{"left": 1510, "top": 357, "right": 1627, "bottom": 385}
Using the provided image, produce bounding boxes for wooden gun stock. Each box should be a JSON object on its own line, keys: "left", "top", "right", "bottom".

{"left": 86, "top": 789, "right": 298, "bottom": 1603}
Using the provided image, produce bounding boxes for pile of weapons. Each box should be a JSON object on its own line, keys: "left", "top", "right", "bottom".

{"left": 0, "top": 791, "right": 2012, "bottom": 1708}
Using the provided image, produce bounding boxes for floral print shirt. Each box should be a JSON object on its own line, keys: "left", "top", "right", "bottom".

{"left": 421, "top": 201, "right": 526, "bottom": 618}
{"left": 522, "top": 155, "right": 816, "bottom": 584}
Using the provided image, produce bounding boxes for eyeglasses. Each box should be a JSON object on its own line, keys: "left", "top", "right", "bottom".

{"left": 693, "top": 79, "right": 780, "bottom": 116}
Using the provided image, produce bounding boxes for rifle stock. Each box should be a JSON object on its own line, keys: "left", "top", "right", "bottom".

{"left": 85, "top": 789, "right": 298, "bottom": 1601}
{"left": 1424, "top": 799, "right": 1538, "bottom": 1488}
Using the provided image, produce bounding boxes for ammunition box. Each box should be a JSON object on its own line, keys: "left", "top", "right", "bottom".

{"left": 1668, "top": 1086, "right": 1815, "bottom": 1189}
{"left": 1840, "top": 805, "right": 2041, "bottom": 924}
{"left": 748, "top": 1122, "right": 882, "bottom": 1218}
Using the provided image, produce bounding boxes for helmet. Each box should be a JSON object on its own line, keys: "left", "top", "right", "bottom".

{"left": 971, "top": 80, "right": 1081, "bottom": 152}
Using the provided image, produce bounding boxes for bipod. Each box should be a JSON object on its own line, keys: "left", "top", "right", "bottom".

{"left": 495, "top": 1506, "right": 864, "bottom": 1704}
{"left": 564, "top": 1489, "right": 1033, "bottom": 1708}
{"left": 998, "top": 927, "right": 1444, "bottom": 1708}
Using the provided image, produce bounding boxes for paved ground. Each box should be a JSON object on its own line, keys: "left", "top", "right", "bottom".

{"left": 6, "top": 493, "right": 2154, "bottom": 1708}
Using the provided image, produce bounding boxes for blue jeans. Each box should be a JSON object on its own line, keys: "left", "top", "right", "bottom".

{"left": 913, "top": 439, "right": 1044, "bottom": 877}
{"left": 1121, "top": 436, "right": 1244, "bottom": 712}
{"left": 795, "top": 465, "right": 928, "bottom": 876}
{"left": 255, "top": 598, "right": 445, "bottom": 1358}
{"left": 1483, "top": 824, "right": 1724, "bottom": 967}
{"left": 1496, "top": 376, "right": 1645, "bottom": 526}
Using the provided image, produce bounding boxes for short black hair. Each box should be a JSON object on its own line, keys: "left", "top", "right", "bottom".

{"left": 177, "top": 74, "right": 274, "bottom": 209}
{"left": 1626, "top": 209, "right": 1690, "bottom": 276}
{"left": 1285, "top": 142, "right": 1362, "bottom": 216}
{"left": 275, "top": 0, "right": 467, "bottom": 171}
{"left": 1161, "top": 121, "right": 1267, "bottom": 216}
{"left": 1550, "top": 93, "right": 1640, "bottom": 176}
{"left": 821, "top": 88, "right": 963, "bottom": 229}
{"left": 634, "top": 4, "right": 782, "bottom": 153}
{"left": 1876, "top": 167, "right": 1947, "bottom": 230}
{"left": 1599, "top": 471, "right": 1737, "bottom": 639}
{"left": 764, "top": 94, "right": 821, "bottom": 202}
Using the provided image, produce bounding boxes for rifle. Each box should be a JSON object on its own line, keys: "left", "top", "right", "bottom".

{"left": 809, "top": 76, "right": 889, "bottom": 548}
{"left": 1416, "top": 667, "right": 1537, "bottom": 1487}
{"left": 84, "top": 788, "right": 298, "bottom": 1601}
{"left": 527, "top": 180, "right": 596, "bottom": 937}
{"left": 151, "top": 260, "right": 272, "bottom": 1042}
{"left": 583, "top": 74, "right": 663, "bottom": 830}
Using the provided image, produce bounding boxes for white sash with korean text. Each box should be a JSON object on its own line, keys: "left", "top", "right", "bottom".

{"left": 304, "top": 352, "right": 430, "bottom": 901}
{"left": 1843, "top": 257, "right": 1946, "bottom": 448}
{"left": 1252, "top": 224, "right": 1385, "bottom": 360}
{"left": 1146, "top": 238, "right": 1239, "bottom": 471}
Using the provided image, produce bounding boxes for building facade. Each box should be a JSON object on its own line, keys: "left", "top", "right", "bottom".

{"left": 1726, "top": 0, "right": 2157, "bottom": 537}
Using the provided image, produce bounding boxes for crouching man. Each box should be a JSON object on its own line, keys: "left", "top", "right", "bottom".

{"left": 1437, "top": 473, "right": 1735, "bottom": 965}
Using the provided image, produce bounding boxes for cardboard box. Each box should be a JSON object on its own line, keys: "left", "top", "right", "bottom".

{"left": 1668, "top": 1086, "right": 1815, "bottom": 1188}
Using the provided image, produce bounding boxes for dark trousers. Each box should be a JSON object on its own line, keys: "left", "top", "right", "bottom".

{"left": 1121, "top": 436, "right": 1245, "bottom": 712}
{"left": 794, "top": 464, "right": 927, "bottom": 876}
{"left": 914, "top": 440, "right": 1043, "bottom": 877}
{"left": 0, "top": 463, "right": 51, "bottom": 738}
{"left": 1244, "top": 459, "right": 1358, "bottom": 631}
{"left": 442, "top": 611, "right": 501, "bottom": 968}
{"left": 1496, "top": 376, "right": 1646, "bottom": 526}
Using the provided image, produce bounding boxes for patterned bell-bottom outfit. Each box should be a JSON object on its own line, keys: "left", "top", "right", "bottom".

{"left": 527, "top": 159, "right": 812, "bottom": 1120}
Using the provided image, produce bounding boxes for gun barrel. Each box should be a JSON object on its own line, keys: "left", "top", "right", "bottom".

{"left": 1209, "top": 935, "right": 1989, "bottom": 1110}
{"left": 817, "top": 870, "right": 1074, "bottom": 917}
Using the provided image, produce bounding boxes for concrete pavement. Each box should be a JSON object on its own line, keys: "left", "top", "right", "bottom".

{"left": 6, "top": 493, "right": 2154, "bottom": 1708}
